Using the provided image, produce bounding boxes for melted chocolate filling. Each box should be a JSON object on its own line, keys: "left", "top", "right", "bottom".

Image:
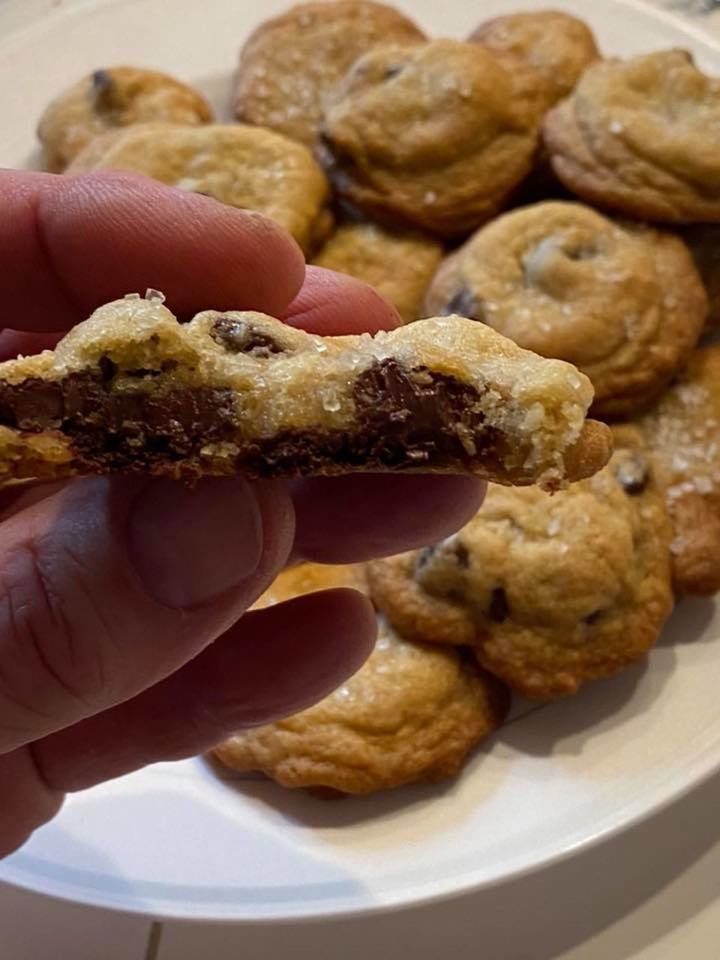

{"left": 0, "top": 358, "right": 502, "bottom": 478}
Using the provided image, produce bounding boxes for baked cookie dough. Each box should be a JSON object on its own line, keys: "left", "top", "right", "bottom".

{"left": 423, "top": 202, "right": 708, "bottom": 418}
{"left": 67, "top": 122, "right": 330, "bottom": 254}
{"left": 368, "top": 449, "right": 674, "bottom": 699}
{"left": 544, "top": 50, "right": 720, "bottom": 223}
{"left": 313, "top": 221, "right": 443, "bottom": 322}
{"left": 0, "top": 294, "right": 611, "bottom": 488}
{"left": 319, "top": 39, "right": 546, "bottom": 237}
{"left": 211, "top": 562, "right": 509, "bottom": 794}
{"left": 38, "top": 66, "right": 212, "bottom": 172}
{"left": 469, "top": 10, "right": 599, "bottom": 107}
{"left": 234, "top": 0, "right": 425, "bottom": 147}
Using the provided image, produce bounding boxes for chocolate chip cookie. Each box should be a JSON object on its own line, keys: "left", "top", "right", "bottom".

{"left": 37, "top": 66, "right": 212, "bottom": 172}
{"left": 313, "top": 221, "right": 443, "bottom": 322}
{"left": 234, "top": 0, "right": 425, "bottom": 148}
{"left": 66, "top": 122, "right": 330, "bottom": 254}
{"left": 212, "top": 562, "right": 509, "bottom": 794}
{"left": 423, "top": 202, "right": 708, "bottom": 418}
{"left": 367, "top": 449, "right": 674, "bottom": 699}
{"left": 319, "top": 39, "right": 546, "bottom": 237}
{"left": 0, "top": 293, "right": 611, "bottom": 488}
{"left": 544, "top": 50, "right": 720, "bottom": 223}
{"left": 616, "top": 346, "right": 720, "bottom": 595}
{"left": 469, "top": 10, "right": 600, "bottom": 107}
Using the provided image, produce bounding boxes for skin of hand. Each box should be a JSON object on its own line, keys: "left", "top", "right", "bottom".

{"left": 0, "top": 170, "right": 485, "bottom": 857}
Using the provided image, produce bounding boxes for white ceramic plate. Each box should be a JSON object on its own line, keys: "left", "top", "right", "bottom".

{"left": 0, "top": 0, "right": 719, "bottom": 923}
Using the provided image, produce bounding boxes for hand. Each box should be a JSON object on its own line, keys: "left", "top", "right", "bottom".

{"left": 0, "top": 170, "right": 484, "bottom": 857}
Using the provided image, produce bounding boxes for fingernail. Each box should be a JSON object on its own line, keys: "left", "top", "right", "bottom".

{"left": 128, "top": 478, "right": 263, "bottom": 608}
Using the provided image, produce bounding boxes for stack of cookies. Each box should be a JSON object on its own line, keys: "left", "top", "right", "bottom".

{"left": 31, "top": 3, "right": 720, "bottom": 796}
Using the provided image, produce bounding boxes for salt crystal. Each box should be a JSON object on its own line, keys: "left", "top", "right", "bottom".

{"left": 547, "top": 517, "right": 561, "bottom": 536}
{"left": 694, "top": 476, "right": 714, "bottom": 494}
{"left": 670, "top": 536, "right": 687, "bottom": 556}
{"left": 321, "top": 388, "right": 341, "bottom": 413}
{"left": 609, "top": 120, "right": 624, "bottom": 134}
{"left": 144, "top": 288, "right": 166, "bottom": 303}
{"left": 424, "top": 190, "right": 437, "bottom": 205}
{"left": 123, "top": 292, "right": 141, "bottom": 300}
{"left": 175, "top": 177, "right": 199, "bottom": 192}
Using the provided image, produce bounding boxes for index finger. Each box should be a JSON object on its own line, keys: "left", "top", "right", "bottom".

{"left": 0, "top": 169, "right": 306, "bottom": 331}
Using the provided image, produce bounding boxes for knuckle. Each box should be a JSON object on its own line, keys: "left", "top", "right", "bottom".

{"left": 0, "top": 748, "right": 64, "bottom": 857}
{"left": 0, "top": 541, "right": 111, "bottom": 725}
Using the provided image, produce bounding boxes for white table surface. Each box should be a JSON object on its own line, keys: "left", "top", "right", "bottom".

{"left": 2, "top": 0, "right": 720, "bottom": 956}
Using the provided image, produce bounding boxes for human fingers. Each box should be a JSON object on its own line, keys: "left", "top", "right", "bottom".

{"left": 30, "top": 588, "right": 376, "bottom": 792}
{"left": 290, "top": 474, "right": 486, "bottom": 563}
{"left": 283, "top": 265, "right": 401, "bottom": 335}
{"left": 0, "top": 475, "right": 294, "bottom": 755}
{"left": 0, "top": 169, "right": 306, "bottom": 330}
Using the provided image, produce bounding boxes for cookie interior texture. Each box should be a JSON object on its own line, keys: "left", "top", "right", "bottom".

{"left": 367, "top": 449, "right": 674, "bottom": 700}
{"left": 0, "top": 295, "right": 610, "bottom": 488}
{"left": 211, "top": 562, "right": 509, "bottom": 794}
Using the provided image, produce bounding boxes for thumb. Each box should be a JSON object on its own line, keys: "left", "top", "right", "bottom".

{"left": 0, "top": 475, "right": 293, "bottom": 754}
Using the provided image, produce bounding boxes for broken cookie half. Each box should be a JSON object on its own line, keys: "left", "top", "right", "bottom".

{"left": 0, "top": 294, "right": 611, "bottom": 488}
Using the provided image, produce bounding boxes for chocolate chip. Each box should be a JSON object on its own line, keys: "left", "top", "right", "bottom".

{"left": 99, "top": 356, "right": 117, "bottom": 383}
{"left": 91, "top": 70, "right": 116, "bottom": 114}
{"left": 444, "top": 587, "right": 465, "bottom": 604}
{"left": 615, "top": 453, "right": 649, "bottom": 495}
{"left": 454, "top": 542, "right": 470, "bottom": 568}
{"left": 442, "top": 288, "right": 482, "bottom": 321}
{"left": 488, "top": 587, "right": 509, "bottom": 623}
{"left": 415, "top": 546, "right": 436, "bottom": 571}
{"left": 383, "top": 64, "right": 405, "bottom": 81}
{"left": 211, "top": 317, "right": 283, "bottom": 358}
{"left": 352, "top": 359, "right": 498, "bottom": 470}
{"left": 0, "top": 379, "right": 64, "bottom": 430}
{"left": 91, "top": 69, "right": 112, "bottom": 93}
{"left": 126, "top": 369, "right": 162, "bottom": 379}
{"left": 566, "top": 244, "right": 598, "bottom": 261}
